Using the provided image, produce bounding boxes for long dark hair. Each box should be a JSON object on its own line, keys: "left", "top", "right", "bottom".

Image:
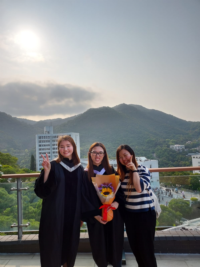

{"left": 116, "top": 145, "right": 139, "bottom": 198}
{"left": 55, "top": 135, "right": 80, "bottom": 165}
{"left": 116, "top": 144, "right": 138, "bottom": 182}
{"left": 87, "top": 142, "right": 113, "bottom": 181}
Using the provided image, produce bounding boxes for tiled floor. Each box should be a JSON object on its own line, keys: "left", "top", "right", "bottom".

{"left": 0, "top": 253, "right": 200, "bottom": 267}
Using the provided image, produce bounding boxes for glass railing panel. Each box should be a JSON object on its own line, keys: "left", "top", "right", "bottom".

{"left": 0, "top": 182, "right": 17, "bottom": 232}
{"left": 21, "top": 181, "right": 88, "bottom": 232}
{"left": 3, "top": 173, "right": 199, "bottom": 233}
{"left": 22, "top": 181, "right": 41, "bottom": 231}
{"left": 153, "top": 174, "right": 200, "bottom": 228}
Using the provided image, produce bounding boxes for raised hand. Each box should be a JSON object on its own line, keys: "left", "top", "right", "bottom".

{"left": 41, "top": 154, "right": 51, "bottom": 173}
{"left": 126, "top": 155, "right": 137, "bottom": 171}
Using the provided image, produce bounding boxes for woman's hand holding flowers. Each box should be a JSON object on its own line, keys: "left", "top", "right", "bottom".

{"left": 109, "top": 201, "right": 119, "bottom": 210}
{"left": 94, "top": 215, "right": 107, "bottom": 224}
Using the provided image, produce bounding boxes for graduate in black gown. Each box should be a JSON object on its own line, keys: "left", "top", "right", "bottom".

{"left": 35, "top": 135, "right": 88, "bottom": 267}
{"left": 82, "top": 142, "right": 125, "bottom": 267}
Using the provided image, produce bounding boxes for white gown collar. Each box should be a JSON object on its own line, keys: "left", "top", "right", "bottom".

{"left": 60, "top": 161, "right": 81, "bottom": 172}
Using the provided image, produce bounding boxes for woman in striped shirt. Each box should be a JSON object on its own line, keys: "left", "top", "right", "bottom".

{"left": 116, "top": 145, "right": 157, "bottom": 267}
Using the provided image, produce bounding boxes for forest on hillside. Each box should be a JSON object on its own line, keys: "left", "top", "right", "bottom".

{"left": 1, "top": 104, "right": 200, "bottom": 167}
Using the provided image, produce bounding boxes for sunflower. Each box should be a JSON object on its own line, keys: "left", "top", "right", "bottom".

{"left": 101, "top": 187, "right": 113, "bottom": 196}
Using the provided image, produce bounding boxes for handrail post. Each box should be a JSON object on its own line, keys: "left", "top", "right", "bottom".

{"left": 10, "top": 178, "right": 30, "bottom": 240}
{"left": 17, "top": 178, "right": 23, "bottom": 241}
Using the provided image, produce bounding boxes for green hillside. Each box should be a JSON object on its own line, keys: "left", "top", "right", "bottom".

{"left": 0, "top": 104, "right": 200, "bottom": 167}
{"left": 55, "top": 104, "right": 200, "bottom": 158}
{"left": 0, "top": 112, "right": 40, "bottom": 150}
{"left": 55, "top": 106, "right": 156, "bottom": 157}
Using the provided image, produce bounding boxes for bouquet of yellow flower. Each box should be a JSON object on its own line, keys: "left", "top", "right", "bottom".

{"left": 92, "top": 174, "right": 121, "bottom": 222}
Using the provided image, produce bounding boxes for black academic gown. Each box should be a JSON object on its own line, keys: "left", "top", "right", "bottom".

{"left": 34, "top": 159, "right": 84, "bottom": 267}
{"left": 82, "top": 165, "right": 125, "bottom": 267}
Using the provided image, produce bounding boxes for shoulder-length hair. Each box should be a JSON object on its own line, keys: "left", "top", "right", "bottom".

{"left": 55, "top": 135, "right": 80, "bottom": 165}
{"left": 86, "top": 142, "right": 113, "bottom": 181}
{"left": 116, "top": 144, "right": 138, "bottom": 182}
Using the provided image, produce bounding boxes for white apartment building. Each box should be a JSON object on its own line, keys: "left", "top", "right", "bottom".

{"left": 36, "top": 126, "right": 80, "bottom": 171}
{"left": 136, "top": 157, "right": 160, "bottom": 189}
{"left": 192, "top": 154, "right": 200, "bottom": 174}
{"left": 170, "top": 145, "right": 185, "bottom": 151}
{"left": 80, "top": 157, "right": 160, "bottom": 189}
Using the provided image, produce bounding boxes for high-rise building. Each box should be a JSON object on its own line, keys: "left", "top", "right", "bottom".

{"left": 36, "top": 126, "right": 80, "bottom": 171}
{"left": 136, "top": 157, "right": 160, "bottom": 189}
{"left": 192, "top": 154, "right": 200, "bottom": 174}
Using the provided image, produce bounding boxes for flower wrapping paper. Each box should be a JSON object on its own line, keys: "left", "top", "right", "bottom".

{"left": 92, "top": 174, "right": 121, "bottom": 222}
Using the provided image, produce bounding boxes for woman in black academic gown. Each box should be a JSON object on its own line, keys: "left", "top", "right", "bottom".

{"left": 35, "top": 135, "right": 85, "bottom": 267}
{"left": 82, "top": 142, "right": 125, "bottom": 267}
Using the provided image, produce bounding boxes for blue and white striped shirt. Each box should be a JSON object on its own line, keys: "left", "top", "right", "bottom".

{"left": 121, "top": 165, "right": 155, "bottom": 212}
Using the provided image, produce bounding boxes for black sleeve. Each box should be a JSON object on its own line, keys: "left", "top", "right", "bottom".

{"left": 115, "top": 184, "right": 126, "bottom": 206}
{"left": 81, "top": 172, "right": 100, "bottom": 221}
{"left": 112, "top": 166, "right": 117, "bottom": 174}
{"left": 113, "top": 168, "right": 126, "bottom": 206}
{"left": 34, "top": 162, "right": 57, "bottom": 199}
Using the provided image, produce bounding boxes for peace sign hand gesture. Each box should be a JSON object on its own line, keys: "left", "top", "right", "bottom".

{"left": 41, "top": 153, "right": 51, "bottom": 173}
{"left": 126, "top": 155, "right": 137, "bottom": 171}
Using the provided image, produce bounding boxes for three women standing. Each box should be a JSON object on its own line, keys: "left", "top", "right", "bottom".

{"left": 35, "top": 135, "right": 157, "bottom": 267}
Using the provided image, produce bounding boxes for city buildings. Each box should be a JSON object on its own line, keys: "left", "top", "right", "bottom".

{"left": 136, "top": 157, "right": 160, "bottom": 189}
{"left": 192, "top": 154, "right": 200, "bottom": 174}
{"left": 170, "top": 145, "right": 185, "bottom": 151}
{"left": 36, "top": 126, "right": 80, "bottom": 171}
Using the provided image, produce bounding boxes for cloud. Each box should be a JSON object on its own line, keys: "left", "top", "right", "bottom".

{"left": 0, "top": 81, "right": 99, "bottom": 116}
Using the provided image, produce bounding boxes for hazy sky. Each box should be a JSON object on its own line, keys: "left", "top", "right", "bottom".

{"left": 0, "top": 0, "right": 199, "bottom": 121}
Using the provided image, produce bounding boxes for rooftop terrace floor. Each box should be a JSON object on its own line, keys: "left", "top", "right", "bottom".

{"left": 0, "top": 253, "right": 200, "bottom": 267}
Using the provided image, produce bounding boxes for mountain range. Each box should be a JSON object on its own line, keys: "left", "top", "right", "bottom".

{"left": 0, "top": 104, "right": 200, "bottom": 158}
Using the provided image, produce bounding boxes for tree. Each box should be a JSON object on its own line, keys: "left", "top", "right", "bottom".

{"left": 160, "top": 175, "right": 190, "bottom": 186}
{"left": 157, "top": 205, "right": 182, "bottom": 226}
{"left": 189, "top": 176, "right": 200, "bottom": 191}
{"left": 168, "top": 199, "right": 191, "bottom": 219}
{"left": 0, "top": 152, "right": 18, "bottom": 166}
{"left": 0, "top": 215, "right": 16, "bottom": 231}
{"left": 2, "top": 165, "right": 17, "bottom": 174}
{"left": 30, "top": 155, "right": 36, "bottom": 171}
{"left": 190, "top": 197, "right": 198, "bottom": 202}
{"left": 0, "top": 188, "right": 16, "bottom": 212}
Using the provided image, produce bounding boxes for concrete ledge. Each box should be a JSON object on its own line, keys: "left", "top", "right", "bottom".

{"left": 1, "top": 231, "right": 200, "bottom": 254}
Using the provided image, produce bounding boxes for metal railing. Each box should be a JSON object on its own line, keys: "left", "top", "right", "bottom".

{"left": 10, "top": 179, "right": 30, "bottom": 239}
{"left": 1, "top": 166, "right": 200, "bottom": 240}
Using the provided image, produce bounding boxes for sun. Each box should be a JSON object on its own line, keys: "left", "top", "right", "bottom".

{"left": 14, "top": 30, "right": 40, "bottom": 50}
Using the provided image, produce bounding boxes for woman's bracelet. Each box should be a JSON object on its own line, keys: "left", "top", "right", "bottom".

{"left": 131, "top": 170, "right": 138, "bottom": 173}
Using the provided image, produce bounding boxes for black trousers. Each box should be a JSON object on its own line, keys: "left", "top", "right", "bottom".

{"left": 124, "top": 209, "right": 157, "bottom": 267}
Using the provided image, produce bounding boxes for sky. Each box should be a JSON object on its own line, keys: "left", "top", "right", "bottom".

{"left": 0, "top": 0, "right": 199, "bottom": 121}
